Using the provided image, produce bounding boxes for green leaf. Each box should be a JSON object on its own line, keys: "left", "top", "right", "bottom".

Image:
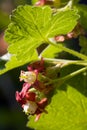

{"left": 6, "top": 5, "right": 79, "bottom": 51}
{"left": 41, "top": 44, "right": 63, "bottom": 58}
{"left": 76, "top": 4, "right": 87, "bottom": 30}
{"left": 0, "top": 50, "right": 38, "bottom": 75}
{"left": 0, "top": 5, "right": 79, "bottom": 74}
{"left": 47, "top": 9, "right": 79, "bottom": 37}
{"left": 79, "top": 36, "right": 87, "bottom": 56}
{"left": 27, "top": 66, "right": 87, "bottom": 130}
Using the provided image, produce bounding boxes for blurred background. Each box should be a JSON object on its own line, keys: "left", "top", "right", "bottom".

{"left": 0, "top": 0, "right": 87, "bottom": 130}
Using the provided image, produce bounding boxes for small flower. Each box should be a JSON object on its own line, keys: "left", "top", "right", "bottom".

{"left": 15, "top": 83, "right": 31, "bottom": 105}
{"left": 55, "top": 35, "right": 65, "bottom": 42}
{"left": 35, "top": 98, "right": 48, "bottom": 121}
{"left": 35, "top": 0, "right": 46, "bottom": 6}
{"left": 23, "top": 101, "right": 38, "bottom": 114}
{"left": 25, "top": 92, "right": 36, "bottom": 101}
{"left": 23, "top": 97, "right": 48, "bottom": 121}
{"left": 20, "top": 71, "right": 36, "bottom": 84}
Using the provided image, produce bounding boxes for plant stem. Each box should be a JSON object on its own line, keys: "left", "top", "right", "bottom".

{"left": 47, "top": 40, "right": 87, "bottom": 60}
{"left": 52, "top": 66, "right": 87, "bottom": 84}
{"left": 61, "top": 67, "right": 87, "bottom": 81}
{"left": 68, "top": 0, "right": 74, "bottom": 8}
{"left": 57, "top": 0, "right": 74, "bottom": 12}
{"left": 44, "top": 58, "right": 87, "bottom": 66}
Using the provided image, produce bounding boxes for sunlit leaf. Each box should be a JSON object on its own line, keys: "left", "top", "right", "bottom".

{"left": 27, "top": 66, "right": 87, "bottom": 130}
{"left": 0, "top": 5, "right": 79, "bottom": 74}
{"left": 41, "top": 44, "right": 63, "bottom": 58}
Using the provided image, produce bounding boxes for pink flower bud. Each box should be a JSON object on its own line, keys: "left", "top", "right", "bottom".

{"left": 35, "top": 0, "right": 46, "bottom": 6}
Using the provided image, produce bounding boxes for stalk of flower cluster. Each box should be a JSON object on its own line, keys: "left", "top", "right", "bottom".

{"left": 46, "top": 39, "right": 87, "bottom": 60}
{"left": 47, "top": 66, "right": 87, "bottom": 85}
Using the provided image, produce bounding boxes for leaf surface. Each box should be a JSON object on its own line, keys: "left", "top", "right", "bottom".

{"left": 0, "top": 50, "right": 38, "bottom": 75}
{"left": 41, "top": 44, "right": 63, "bottom": 58}
{"left": 27, "top": 66, "right": 87, "bottom": 130}
{"left": 0, "top": 5, "right": 79, "bottom": 74}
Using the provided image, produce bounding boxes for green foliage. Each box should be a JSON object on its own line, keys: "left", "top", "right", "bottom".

{"left": 79, "top": 36, "right": 87, "bottom": 55}
{"left": 27, "top": 66, "right": 87, "bottom": 130}
{"left": 41, "top": 44, "right": 63, "bottom": 58}
{"left": 76, "top": 4, "right": 87, "bottom": 30}
{"left": 1, "top": 1, "right": 87, "bottom": 130}
{"left": 0, "top": 51, "right": 38, "bottom": 75}
{"left": 0, "top": 5, "right": 79, "bottom": 74}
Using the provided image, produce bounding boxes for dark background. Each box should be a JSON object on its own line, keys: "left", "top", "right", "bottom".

{"left": 0, "top": 0, "right": 87, "bottom": 130}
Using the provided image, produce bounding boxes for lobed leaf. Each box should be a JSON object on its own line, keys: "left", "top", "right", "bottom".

{"left": 0, "top": 5, "right": 79, "bottom": 74}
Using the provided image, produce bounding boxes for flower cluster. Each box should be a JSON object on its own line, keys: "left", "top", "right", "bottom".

{"left": 15, "top": 59, "right": 52, "bottom": 121}
{"left": 54, "top": 23, "right": 85, "bottom": 42}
